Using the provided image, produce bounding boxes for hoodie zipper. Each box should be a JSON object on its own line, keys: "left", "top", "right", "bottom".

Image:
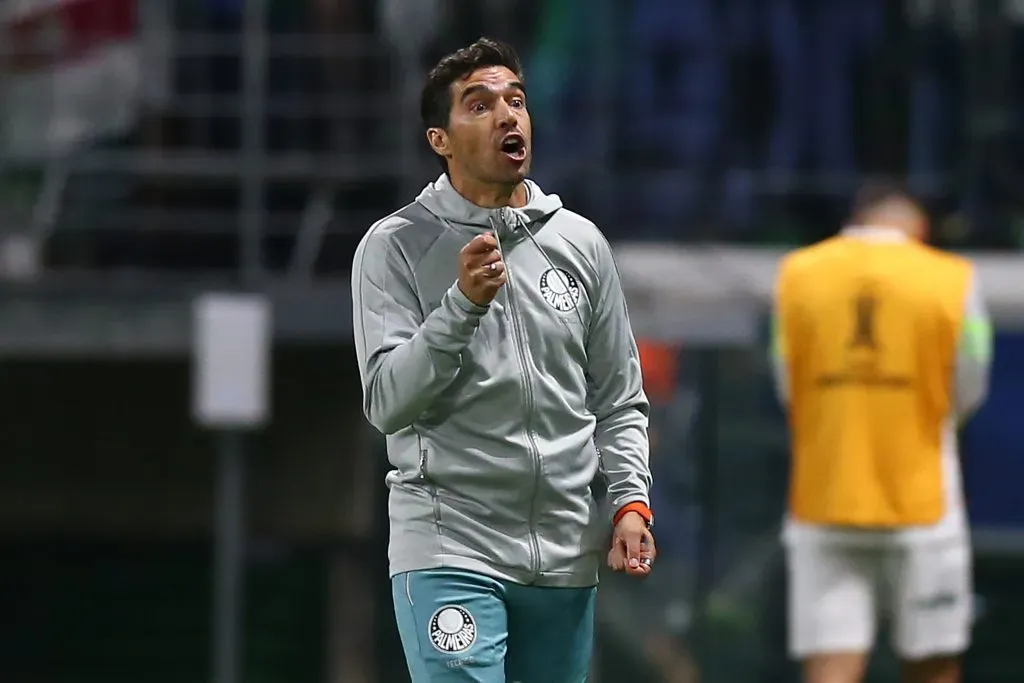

{"left": 493, "top": 213, "right": 543, "bottom": 578}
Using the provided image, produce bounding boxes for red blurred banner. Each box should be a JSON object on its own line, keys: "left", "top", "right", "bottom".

{"left": 1, "top": 0, "right": 140, "bottom": 158}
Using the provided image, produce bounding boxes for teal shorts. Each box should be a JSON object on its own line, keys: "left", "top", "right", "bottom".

{"left": 391, "top": 568, "right": 596, "bottom": 682}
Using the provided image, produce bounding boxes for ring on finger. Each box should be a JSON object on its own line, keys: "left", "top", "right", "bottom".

{"left": 640, "top": 557, "right": 653, "bottom": 567}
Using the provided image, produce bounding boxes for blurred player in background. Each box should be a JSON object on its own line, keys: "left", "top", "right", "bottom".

{"left": 351, "top": 38, "right": 655, "bottom": 682}
{"left": 771, "top": 183, "right": 993, "bottom": 683}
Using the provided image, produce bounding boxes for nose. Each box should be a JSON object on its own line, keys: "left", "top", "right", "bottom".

{"left": 495, "top": 100, "right": 517, "bottom": 129}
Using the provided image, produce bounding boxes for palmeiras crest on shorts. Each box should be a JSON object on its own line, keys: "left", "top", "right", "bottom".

{"left": 428, "top": 605, "right": 477, "bottom": 653}
{"left": 539, "top": 267, "right": 581, "bottom": 312}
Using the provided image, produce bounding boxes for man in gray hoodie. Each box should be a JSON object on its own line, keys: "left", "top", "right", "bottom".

{"left": 352, "top": 37, "right": 655, "bottom": 682}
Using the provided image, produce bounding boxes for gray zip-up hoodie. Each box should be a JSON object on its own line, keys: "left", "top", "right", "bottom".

{"left": 352, "top": 174, "right": 651, "bottom": 587}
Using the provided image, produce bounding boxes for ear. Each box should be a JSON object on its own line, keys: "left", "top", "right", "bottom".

{"left": 913, "top": 216, "right": 930, "bottom": 243}
{"left": 908, "top": 203, "right": 930, "bottom": 242}
{"left": 426, "top": 127, "right": 451, "bottom": 162}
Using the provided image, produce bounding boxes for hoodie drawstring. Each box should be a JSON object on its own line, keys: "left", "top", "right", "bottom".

{"left": 493, "top": 208, "right": 588, "bottom": 334}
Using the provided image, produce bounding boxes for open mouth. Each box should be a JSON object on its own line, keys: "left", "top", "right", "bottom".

{"left": 499, "top": 134, "right": 527, "bottom": 161}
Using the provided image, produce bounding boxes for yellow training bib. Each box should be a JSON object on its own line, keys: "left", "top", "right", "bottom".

{"left": 776, "top": 236, "right": 971, "bottom": 527}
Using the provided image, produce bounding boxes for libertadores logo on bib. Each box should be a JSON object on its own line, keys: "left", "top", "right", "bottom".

{"left": 539, "top": 267, "right": 581, "bottom": 312}
{"left": 428, "top": 605, "right": 477, "bottom": 653}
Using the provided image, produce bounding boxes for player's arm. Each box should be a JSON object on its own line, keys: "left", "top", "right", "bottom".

{"left": 352, "top": 225, "right": 488, "bottom": 435}
{"left": 955, "top": 267, "right": 993, "bottom": 421}
{"left": 768, "top": 265, "right": 791, "bottom": 407}
{"left": 586, "top": 236, "right": 653, "bottom": 522}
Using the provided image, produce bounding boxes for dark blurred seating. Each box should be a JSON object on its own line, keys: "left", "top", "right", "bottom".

{"left": 1, "top": 0, "right": 1021, "bottom": 281}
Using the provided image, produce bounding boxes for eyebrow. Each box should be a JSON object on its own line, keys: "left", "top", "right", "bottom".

{"left": 460, "top": 81, "right": 527, "bottom": 102}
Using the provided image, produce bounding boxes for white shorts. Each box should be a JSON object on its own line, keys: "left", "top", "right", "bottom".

{"left": 787, "top": 540, "right": 972, "bottom": 660}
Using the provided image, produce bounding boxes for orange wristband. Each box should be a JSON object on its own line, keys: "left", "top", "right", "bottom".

{"left": 613, "top": 502, "right": 652, "bottom": 527}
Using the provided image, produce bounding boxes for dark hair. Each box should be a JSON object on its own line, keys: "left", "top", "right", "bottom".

{"left": 421, "top": 38, "right": 524, "bottom": 171}
{"left": 849, "top": 179, "right": 915, "bottom": 219}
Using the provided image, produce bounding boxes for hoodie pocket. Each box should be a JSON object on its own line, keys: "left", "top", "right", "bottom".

{"left": 417, "top": 448, "right": 432, "bottom": 483}
{"left": 418, "top": 448, "right": 443, "bottom": 529}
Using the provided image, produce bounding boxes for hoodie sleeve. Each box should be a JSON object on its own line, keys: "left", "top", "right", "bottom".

{"left": 955, "top": 267, "right": 993, "bottom": 421}
{"left": 585, "top": 235, "right": 653, "bottom": 515}
{"left": 352, "top": 222, "right": 490, "bottom": 435}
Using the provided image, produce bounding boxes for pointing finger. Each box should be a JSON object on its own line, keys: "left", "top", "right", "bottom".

{"left": 625, "top": 532, "right": 643, "bottom": 569}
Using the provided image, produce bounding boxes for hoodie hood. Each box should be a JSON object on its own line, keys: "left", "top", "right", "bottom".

{"left": 415, "top": 174, "right": 563, "bottom": 234}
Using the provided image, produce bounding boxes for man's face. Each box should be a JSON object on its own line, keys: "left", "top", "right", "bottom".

{"left": 430, "top": 66, "right": 532, "bottom": 186}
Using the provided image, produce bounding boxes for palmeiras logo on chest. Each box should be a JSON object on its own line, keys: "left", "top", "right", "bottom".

{"left": 428, "top": 605, "right": 477, "bottom": 653}
{"left": 539, "top": 267, "right": 581, "bottom": 312}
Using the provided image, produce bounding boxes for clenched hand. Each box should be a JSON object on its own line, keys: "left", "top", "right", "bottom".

{"left": 458, "top": 233, "right": 506, "bottom": 306}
